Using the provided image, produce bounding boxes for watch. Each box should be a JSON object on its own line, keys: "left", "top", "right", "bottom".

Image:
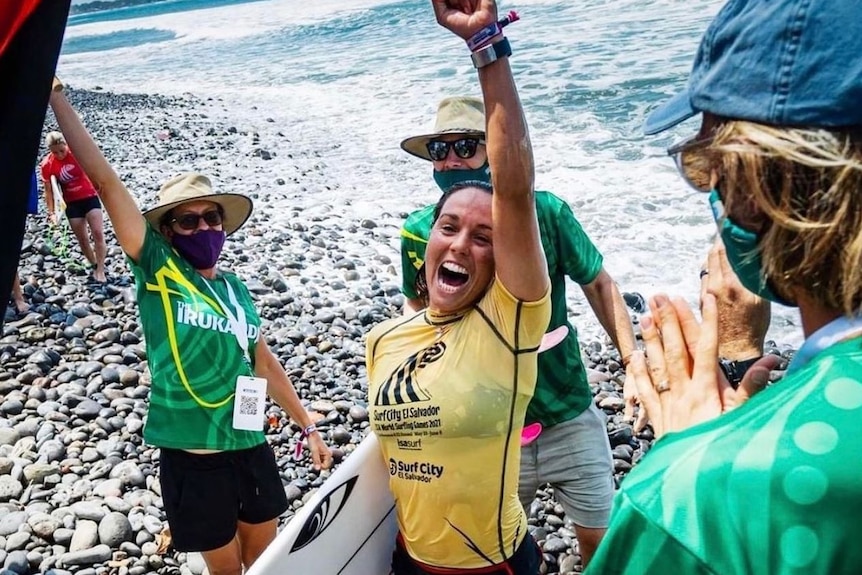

{"left": 471, "top": 37, "right": 512, "bottom": 69}
{"left": 718, "top": 356, "right": 762, "bottom": 389}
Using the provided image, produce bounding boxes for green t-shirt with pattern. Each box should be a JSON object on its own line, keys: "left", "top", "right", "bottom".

{"left": 400, "top": 191, "right": 603, "bottom": 426}
{"left": 587, "top": 336, "right": 862, "bottom": 575}
{"left": 130, "top": 225, "right": 265, "bottom": 450}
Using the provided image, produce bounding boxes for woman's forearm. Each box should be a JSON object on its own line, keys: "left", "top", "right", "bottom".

{"left": 478, "top": 45, "right": 548, "bottom": 301}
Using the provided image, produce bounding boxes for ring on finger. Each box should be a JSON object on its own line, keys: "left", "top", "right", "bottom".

{"left": 655, "top": 379, "right": 671, "bottom": 393}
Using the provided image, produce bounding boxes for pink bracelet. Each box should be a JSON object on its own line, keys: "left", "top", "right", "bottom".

{"left": 466, "top": 11, "right": 520, "bottom": 52}
{"left": 293, "top": 423, "right": 318, "bottom": 461}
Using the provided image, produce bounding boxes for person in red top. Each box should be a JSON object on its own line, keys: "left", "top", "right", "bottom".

{"left": 41, "top": 130, "right": 107, "bottom": 282}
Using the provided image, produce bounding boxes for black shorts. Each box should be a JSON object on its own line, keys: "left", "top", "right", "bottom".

{"left": 392, "top": 532, "right": 543, "bottom": 575}
{"left": 159, "top": 442, "right": 289, "bottom": 552}
{"left": 65, "top": 196, "right": 101, "bottom": 219}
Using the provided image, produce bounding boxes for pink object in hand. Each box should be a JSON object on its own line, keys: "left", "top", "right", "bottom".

{"left": 521, "top": 422, "right": 543, "bottom": 446}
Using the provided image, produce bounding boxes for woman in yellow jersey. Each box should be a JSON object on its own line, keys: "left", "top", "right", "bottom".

{"left": 587, "top": 1, "right": 862, "bottom": 573}
{"left": 47, "top": 81, "right": 333, "bottom": 575}
{"left": 366, "top": 1, "right": 550, "bottom": 574}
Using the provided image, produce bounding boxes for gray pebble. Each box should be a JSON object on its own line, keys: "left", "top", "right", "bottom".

{"left": 69, "top": 520, "right": 98, "bottom": 552}
{"left": 4, "top": 532, "right": 29, "bottom": 552}
{"left": 58, "top": 544, "right": 112, "bottom": 566}
{"left": 3, "top": 550, "right": 28, "bottom": 574}
{"left": 98, "top": 512, "right": 133, "bottom": 547}
{"left": 0, "top": 479, "right": 23, "bottom": 503}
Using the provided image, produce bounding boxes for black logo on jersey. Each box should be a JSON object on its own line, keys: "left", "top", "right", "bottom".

{"left": 374, "top": 342, "right": 445, "bottom": 406}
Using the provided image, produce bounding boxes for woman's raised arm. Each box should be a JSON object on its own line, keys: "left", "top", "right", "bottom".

{"left": 432, "top": 0, "right": 548, "bottom": 301}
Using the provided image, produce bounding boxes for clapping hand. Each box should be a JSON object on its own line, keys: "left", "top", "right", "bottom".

{"left": 432, "top": 0, "right": 498, "bottom": 40}
{"left": 701, "top": 237, "right": 771, "bottom": 361}
{"left": 629, "top": 294, "right": 780, "bottom": 438}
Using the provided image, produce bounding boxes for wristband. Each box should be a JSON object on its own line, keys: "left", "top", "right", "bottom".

{"left": 718, "top": 356, "right": 762, "bottom": 389}
{"left": 471, "top": 37, "right": 512, "bottom": 69}
{"left": 467, "top": 23, "right": 500, "bottom": 52}
{"left": 466, "top": 11, "right": 520, "bottom": 51}
{"left": 293, "top": 423, "right": 318, "bottom": 461}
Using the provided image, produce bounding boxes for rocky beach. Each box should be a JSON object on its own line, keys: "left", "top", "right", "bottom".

{"left": 1, "top": 88, "right": 794, "bottom": 575}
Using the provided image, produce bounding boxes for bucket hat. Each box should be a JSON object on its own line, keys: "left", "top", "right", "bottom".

{"left": 401, "top": 96, "right": 485, "bottom": 160}
{"left": 143, "top": 173, "right": 252, "bottom": 236}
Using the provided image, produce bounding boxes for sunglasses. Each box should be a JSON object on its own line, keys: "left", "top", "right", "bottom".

{"left": 169, "top": 209, "right": 224, "bottom": 231}
{"left": 667, "top": 134, "right": 716, "bottom": 192}
{"left": 426, "top": 138, "right": 485, "bottom": 162}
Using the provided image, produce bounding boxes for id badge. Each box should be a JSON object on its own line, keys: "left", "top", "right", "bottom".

{"left": 232, "top": 376, "right": 267, "bottom": 431}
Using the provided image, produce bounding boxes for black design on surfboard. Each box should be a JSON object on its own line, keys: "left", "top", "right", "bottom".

{"left": 290, "top": 475, "right": 358, "bottom": 552}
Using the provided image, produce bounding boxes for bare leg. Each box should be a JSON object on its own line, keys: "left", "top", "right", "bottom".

{"left": 574, "top": 525, "right": 606, "bottom": 568}
{"left": 11, "top": 272, "right": 28, "bottom": 313}
{"left": 68, "top": 217, "right": 97, "bottom": 267}
{"left": 85, "top": 208, "right": 107, "bottom": 282}
{"left": 236, "top": 518, "right": 277, "bottom": 569}
{"left": 200, "top": 536, "right": 243, "bottom": 575}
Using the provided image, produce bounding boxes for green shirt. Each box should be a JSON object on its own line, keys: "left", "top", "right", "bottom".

{"left": 587, "top": 336, "right": 862, "bottom": 575}
{"left": 400, "top": 191, "right": 603, "bottom": 426}
{"left": 130, "top": 225, "right": 265, "bottom": 450}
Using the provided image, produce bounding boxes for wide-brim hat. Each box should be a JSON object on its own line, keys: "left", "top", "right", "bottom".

{"left": 400, "top": 96, "right": 485, "bottom": 161}
{"left": 643, "top": 0, "right": 862, "bottom": 135}
{"left": 142, "top": 173, "right": 252, "bottom": 236}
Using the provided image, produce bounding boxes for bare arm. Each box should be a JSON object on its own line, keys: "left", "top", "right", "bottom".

{"left": 433, "top": 0, "right": 547, "bottom": 301}
{"left": 48, "top": 88, "right": 146, "bottom": 261}
{"left": 481, "top": 53, "right": 548, "bottom": 301}
{"left": 254, "top": 338, "right": 333, "bottom": 470}
{"left": 581, "top": 268, "right": 637, "bottom": 363}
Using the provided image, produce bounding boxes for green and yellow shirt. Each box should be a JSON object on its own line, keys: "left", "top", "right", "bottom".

{"left": 130, "top": 225, "right": 264, "bottom": 451}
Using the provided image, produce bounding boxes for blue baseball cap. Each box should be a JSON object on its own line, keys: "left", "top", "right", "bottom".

{"left": 644, "top": 0, "right": 862, "bottom": 135}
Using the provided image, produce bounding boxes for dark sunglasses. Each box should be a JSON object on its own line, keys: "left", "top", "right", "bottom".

{"left": 426, "top": 138, "right": 485, "bottom": 162}
{"left": 667, "top": 134, "right": 716, "bottom": 192}
{"left": 170, "top": 209, "right": 224, "bottom": 231}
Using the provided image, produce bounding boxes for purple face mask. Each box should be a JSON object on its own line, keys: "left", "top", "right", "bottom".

{"left": 171, "top": 229, "right": 226, "bottom": 269}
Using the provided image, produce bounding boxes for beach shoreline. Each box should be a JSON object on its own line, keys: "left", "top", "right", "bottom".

{"left": 1, "top": 88, "right": 794, "bottom": 574}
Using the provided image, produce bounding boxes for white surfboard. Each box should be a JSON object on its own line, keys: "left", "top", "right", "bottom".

{"left": 50, "top": 175, "right": 65, "bottom": 222}
{"left": 248, "top": 433, "right": 397, "bottom": 575}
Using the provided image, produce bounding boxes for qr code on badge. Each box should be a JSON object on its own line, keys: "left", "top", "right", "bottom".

{"left": 239, "top": 395, "right": 258, "bottom": 415}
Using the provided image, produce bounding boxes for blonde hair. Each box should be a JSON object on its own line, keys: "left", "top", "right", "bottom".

{"left": 709, "top": 121, "right": 862, "bottom": 315}
{"left": 45, "top": 131, "right": 65, "bottom": 147}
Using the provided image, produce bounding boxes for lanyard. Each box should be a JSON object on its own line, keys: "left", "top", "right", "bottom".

{"left": 203, "top": 276, "right": 253, "bottom": 368}
{"left": 786, "top": 314, "right": 862, "bottom": 375}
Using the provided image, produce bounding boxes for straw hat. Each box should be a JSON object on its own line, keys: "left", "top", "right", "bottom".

{"left": 400, "top": 96, "right": 485, "bottom": 161}
{"left": 142, "top": 173, "right": 252, "bottom": 236}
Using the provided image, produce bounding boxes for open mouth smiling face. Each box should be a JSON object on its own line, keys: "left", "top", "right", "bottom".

{"left": 426, "top": 187, "right": 495, "bottom": 313}
{"left": 436, "top": 261, "right": 470, "bottom": 293}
